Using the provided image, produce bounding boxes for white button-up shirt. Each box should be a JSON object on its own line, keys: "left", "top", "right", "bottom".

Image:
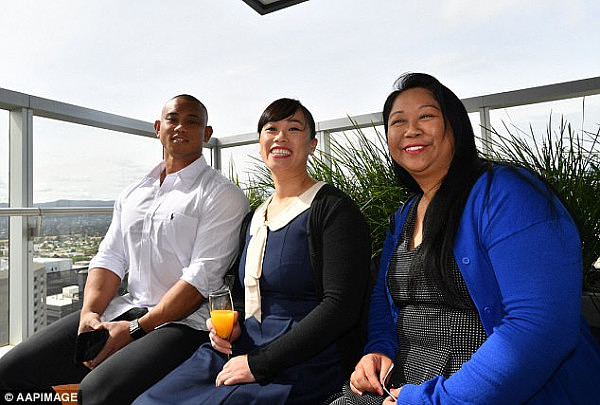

{"left": 89, "top": 155, "right": 249, "bottom": 330}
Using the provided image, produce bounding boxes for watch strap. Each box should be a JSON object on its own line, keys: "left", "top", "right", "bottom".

{"left": 129, "top": 318, "right": 147, "bottom": 340}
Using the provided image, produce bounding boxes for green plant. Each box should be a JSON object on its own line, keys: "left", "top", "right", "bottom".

{"left": 233, "top": 123, "right": 410, "bottom": 258}
{"left": 483, "top": 115, "right": 600, "bottom": 291}
{"left": 228, "top": 160, "right": 268, "bottom": 210}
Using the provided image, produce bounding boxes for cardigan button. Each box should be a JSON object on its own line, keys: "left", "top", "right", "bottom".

{"left": 461, "top": 257, "right": 471, "bottom": 265}
{"left": 483, "top": 306, "right": 491, "bottom": 314}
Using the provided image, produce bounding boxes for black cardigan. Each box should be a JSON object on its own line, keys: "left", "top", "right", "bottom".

{"left": 230, "top": 184, "right": 372, "bottom": 382}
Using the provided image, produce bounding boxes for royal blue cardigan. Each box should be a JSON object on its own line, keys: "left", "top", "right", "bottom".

{"left": 365, "top": 165, "right": 600, "bottom": 404}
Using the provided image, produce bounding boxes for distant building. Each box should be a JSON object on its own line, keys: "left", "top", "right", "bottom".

{"left": 0, "top": 264, "right": 46, "bottom": 341}
{"left": 46, "top": 285, "right": 80, "bottom": 325}
{"left": 34, "top": 258, "right": 77, "bottom": 296}
{"left": 33, "top": 258, "right": 83, "bottom": 327}
{"left": 33, "top": 266, "right": 47, "bottom": 333}
{"left": 1, "top": 258, "right": 85, "bottom": 340}
{"left": 33, "top": 257, "right": 72, "bottom": 274}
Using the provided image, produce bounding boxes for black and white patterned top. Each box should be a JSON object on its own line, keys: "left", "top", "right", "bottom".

{"left": 387, "top": 195, "right": 487, "bottom": 387}
{"left": 326, "top": 197, "right": 488, "bottom": 405}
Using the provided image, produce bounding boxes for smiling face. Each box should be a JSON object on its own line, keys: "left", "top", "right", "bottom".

{"left": 154, "top": 96, "right": 213, "bottom": 169}
{"left": 259, "top": 109, "right": 317, "bottom": 177}
{"left": 387, "top": 87, "right": 455, "bottom": 188}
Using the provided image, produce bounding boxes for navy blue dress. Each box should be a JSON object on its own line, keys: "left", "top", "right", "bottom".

{"left": 134, "top": 209, "right": 343, "bottom": 405}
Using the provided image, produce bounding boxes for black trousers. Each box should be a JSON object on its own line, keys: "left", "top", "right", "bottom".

{"left": 0, "top": 310, "right": 208, "bottom": 404}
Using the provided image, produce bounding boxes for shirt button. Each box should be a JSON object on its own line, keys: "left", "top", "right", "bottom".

{"left": 483, "top": 306, "right": 491, "bottom": 314}
{"left": 462, "top": 257, "right": 470, "bottom": 265}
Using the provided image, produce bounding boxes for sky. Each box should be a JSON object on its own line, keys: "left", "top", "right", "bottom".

{"left": 1, "top": 0, "right": 599, "bottom": 202}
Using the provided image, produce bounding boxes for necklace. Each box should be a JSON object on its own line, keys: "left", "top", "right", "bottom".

{"left": 421, "top": 179, "right": 442, "bottom": 203}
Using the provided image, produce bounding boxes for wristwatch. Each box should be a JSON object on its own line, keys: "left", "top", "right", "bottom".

{"left": 129, "top": 318, "right": 147, "bottom": 340}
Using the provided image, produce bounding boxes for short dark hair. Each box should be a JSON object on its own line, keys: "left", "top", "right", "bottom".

{"left": 257, "top": 98, "right": 316, "bottom": 139}
{"left": 170, "top": 94, "right": 209, "bottom": 122}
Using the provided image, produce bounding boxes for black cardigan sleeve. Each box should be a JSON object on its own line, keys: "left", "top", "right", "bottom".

{"left": 228, "top": 210, "right": 253, "bottom": 317}
{"left": 247, "top": 185, "right": 371, "bottom": 381}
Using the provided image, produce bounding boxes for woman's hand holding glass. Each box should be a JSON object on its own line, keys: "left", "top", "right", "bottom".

{"left": 206, "top": 311, "right": 241, "bottom": 355}
{"left": 207, "top": 288, "right": 240, "bottom": 355}
{"left": 349, "top": 353, "right": 394, "bottom": 396}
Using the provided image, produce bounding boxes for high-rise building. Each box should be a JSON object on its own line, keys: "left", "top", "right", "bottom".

{"left": 33, "top": 265, "right": 47, "bottom": 332}
{"left": 0, "top": 263, "right": 47, "bottom": 339}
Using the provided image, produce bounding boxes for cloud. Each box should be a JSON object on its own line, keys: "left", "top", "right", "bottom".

{"left": 439, "top": 0, "right": 534, "bottom": 24}
{"left": 224, "top": 64, "right": 258, "bottom": 79}
{"left": 439, "top": 0, "right": 589, "bottom": 29}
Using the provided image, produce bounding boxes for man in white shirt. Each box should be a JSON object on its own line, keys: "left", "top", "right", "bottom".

{"left": 0, "top": 95, "right": 249, "bottom": 404}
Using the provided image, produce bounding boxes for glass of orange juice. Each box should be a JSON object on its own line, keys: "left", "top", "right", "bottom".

{"left": 209, "top": 288, "right": 235, "bottom": 340}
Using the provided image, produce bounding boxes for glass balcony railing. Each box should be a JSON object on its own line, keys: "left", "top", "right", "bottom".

{"left": 0, "top": 208, "right": 112, "bottom": 345}
{"left": 32, "top": 213, "right": 111, "bottom": 334}
{"left": 1, "top": 76, "right": 599, "bottom": 347}
{"left": 32, "top": 117, "right": 161, "bottom": 203}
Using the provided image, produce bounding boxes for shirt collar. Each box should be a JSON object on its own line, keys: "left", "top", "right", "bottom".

{"left": 143, "top": 155, "right": 208, "bottom": 190}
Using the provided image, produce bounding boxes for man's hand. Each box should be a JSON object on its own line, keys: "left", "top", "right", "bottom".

{"left": 78, "top": 311, "right": 103, "bottom": 334}
{"left": 82, "top": 320, "right": 132, "bottom": 369}
{"left": 206, "top": 311, "right": 241, "bottom": 355}
{"left": 215, "top": 355, "right": 255, "bottom": 386}
{"left": 350, "top": 353, "right": 393, "bottom": 396}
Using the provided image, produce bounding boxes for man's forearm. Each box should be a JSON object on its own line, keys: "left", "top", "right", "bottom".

{"left": 138, "top": 280, "right": 204, "bottom": 332}
{"left": 81, "top": 267, "right": 122, "bottom": 317}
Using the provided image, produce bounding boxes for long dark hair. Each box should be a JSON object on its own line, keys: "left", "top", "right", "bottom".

{"left": 383, "top": 73, "right": 489, "bottom": 301}
{"left": 257, "top": 98, "right": 316, "bottom": 139}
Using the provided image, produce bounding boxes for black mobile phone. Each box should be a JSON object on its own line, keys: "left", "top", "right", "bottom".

{"left": 74, "top": 329, "right": 109, "bottom": 363}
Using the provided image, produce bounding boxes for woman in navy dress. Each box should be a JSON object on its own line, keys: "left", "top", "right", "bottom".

{"left": 134, "top": 98, "right": 371, "bottom": 404}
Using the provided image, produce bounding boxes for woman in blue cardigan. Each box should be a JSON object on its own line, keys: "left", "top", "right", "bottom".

{"left": 330, "top": 73, "right": 600, "bottom": 405}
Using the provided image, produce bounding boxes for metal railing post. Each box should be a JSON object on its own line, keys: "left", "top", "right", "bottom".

{"left": 479, "top": 106, "right": 492, "bottom": 154}
{"left": 212, "top": 140, "right": 221, "bottom": 172}
{"left": 316, "top": 130, "right": 331, "bottom": 168}
{"left": 8, "top": 107, "right": 34, "bottom": 343}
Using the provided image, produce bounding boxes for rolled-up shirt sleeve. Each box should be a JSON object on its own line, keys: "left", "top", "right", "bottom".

{"left": 180, "top": 182, "right": 249, "bottom": 298}
{"left": 88, "top": 196, "right": 128, "bottom": 279}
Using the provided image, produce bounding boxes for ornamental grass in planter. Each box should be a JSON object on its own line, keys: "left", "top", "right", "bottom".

{"left": 482, "top": 115, "right": 600, "bottom": 293}
{"left": 233, "top": 114, "right": 599, "bottom": 286}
